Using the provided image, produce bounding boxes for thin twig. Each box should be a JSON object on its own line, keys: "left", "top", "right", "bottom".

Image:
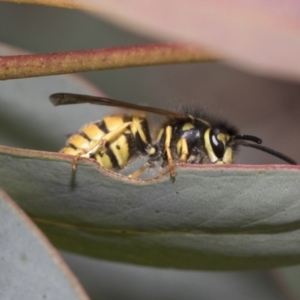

{"left": 0, "top": 44, "right": 219, "bottom": 80}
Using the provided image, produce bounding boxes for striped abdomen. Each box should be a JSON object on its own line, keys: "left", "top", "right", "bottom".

{"left": 61, "top": 114, "right": 152, "bottom": 170}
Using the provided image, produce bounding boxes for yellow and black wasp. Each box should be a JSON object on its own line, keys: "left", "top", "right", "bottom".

{"left": 50, "top": 93, "right": 297, "bottom": 178}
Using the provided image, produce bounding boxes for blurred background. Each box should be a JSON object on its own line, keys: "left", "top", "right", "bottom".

{"left": 0, "top": 2, "right": 300, "bottom": 299}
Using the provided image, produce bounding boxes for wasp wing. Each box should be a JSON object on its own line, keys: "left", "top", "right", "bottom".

{"left": 50, "top": 93, "right": 184, "bottom": 119}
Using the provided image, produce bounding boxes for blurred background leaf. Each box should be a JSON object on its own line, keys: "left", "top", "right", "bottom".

{"left": 77, "top": 0, "right": 300, "bottom": 81}
{"left": 0, "top": 188, "right": 89, "bottom": 300}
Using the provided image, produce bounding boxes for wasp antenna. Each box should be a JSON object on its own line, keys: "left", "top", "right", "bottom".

{"left": 235, "top": 135, "right": 262, "bottom": 144}
{"left": 238, "top": 141, "right": 297, "bottom": 165}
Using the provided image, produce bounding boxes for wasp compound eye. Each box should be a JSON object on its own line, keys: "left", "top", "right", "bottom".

{"left": 210, "top": 129, "right": 226, "bottom": 159}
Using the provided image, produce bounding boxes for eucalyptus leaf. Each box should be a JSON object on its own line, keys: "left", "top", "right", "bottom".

{"left": 0, "top": 145, "right": 299, "bottom": 270}
{"left": 0, "top": 188, "right": 89, "bottom": 300}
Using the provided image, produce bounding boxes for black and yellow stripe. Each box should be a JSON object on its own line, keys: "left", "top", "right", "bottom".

{"left": 61, "top": 114, "right": 153, "bottom": 170}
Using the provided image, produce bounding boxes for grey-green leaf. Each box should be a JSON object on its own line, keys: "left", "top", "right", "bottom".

{"left": 0, "top": 188, "right": 89, "bottom": 300}
{"left": 1, "top": 145, "right": 300, "bottom": 270}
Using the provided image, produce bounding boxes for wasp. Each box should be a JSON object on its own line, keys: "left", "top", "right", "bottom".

{"left": 50, "top": 93, "right": 297, "bottom": 178}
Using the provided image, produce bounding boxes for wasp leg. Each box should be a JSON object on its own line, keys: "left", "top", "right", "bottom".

{"left": 165, "top": 125, "right": 176, "bottom": 177}
{"left": 177, "top": 138, "right": 189, "bottom": 163}
{"left": 128, "top": 162, "right": 152, "bottom": 179}
{"left": 71, "top": 122, "right": 132, "bottom": 171}
{"left": 98, "top": 121, "right": 133, "bottom": 151}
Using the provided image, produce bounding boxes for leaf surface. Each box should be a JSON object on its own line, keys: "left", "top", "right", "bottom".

{"left": 0, "top": 188, "right": 89, "bottom": 299}
{"left": 1, "top": 145, "right": 300, "bottom": 270}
